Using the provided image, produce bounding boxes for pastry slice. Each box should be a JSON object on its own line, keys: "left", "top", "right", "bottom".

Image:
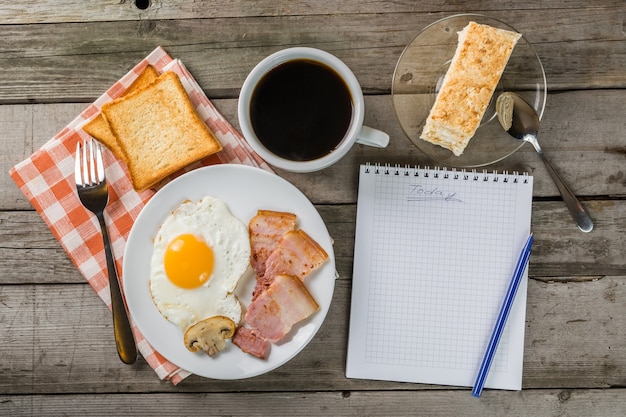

{"left": 420, "top": 21, "right": 521, "bottom": 156}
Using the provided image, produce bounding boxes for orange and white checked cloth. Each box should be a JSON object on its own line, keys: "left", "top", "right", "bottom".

{"left": 9, "top": 47, "right": 272, "bottom": 384}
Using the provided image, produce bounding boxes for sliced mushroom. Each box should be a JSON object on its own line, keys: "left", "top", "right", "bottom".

{"left": 183, "top": 316, "right": 236, "bottom": 357}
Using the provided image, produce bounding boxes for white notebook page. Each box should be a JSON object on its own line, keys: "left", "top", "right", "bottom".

{"left": 346, "top": 164, "right": 533, "bottom": 390}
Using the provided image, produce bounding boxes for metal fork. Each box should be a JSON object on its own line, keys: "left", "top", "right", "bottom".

{"left": 75, "top": 139, "right": 137, "bottom": 364}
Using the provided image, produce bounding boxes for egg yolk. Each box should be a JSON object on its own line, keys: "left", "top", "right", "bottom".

{"left": 164, "top": 234, "right": 214, "bottom": 289}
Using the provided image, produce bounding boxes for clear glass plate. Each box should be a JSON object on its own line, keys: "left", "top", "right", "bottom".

{"left": 392, "top": 14, "right": 547, "bottom": 168}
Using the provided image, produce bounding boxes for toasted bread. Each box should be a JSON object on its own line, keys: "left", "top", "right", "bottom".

{"left": 82, "top": 65, "right": 159, "bottom": 162}
{"left": 420, "top": 22, "right": 521, "bottom": 156}
{"left": 102, "top": 71, "right": 222, "bottom": 191}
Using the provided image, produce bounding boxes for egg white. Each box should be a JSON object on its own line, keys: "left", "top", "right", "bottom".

{"left": 149, "top": 196, "right": 250, "bottom": 331}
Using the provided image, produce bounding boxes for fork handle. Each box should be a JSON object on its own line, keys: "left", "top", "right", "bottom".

{"left": 97, "top": 212, "right": 138, "bottom": 364}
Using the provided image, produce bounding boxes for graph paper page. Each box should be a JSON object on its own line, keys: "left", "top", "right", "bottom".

{"left": 346, "top": 164, "right": 533, "bottom": 390}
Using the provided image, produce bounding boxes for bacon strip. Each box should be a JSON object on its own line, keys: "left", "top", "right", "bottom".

{"left": 249, "top": 210, "right": 297, "bottom": 277}
{"left": 245, "top": 274, "right": 319, "bottom": 343}
{"left": 253, "top": 229, "right": 328, "bottom": 297}
{"left": 265, "top": 229, "right": 328, "bottom": 280}
{"left": 232, "top": 326, "right": 269, "bottom": 360}
{"left": 236, "top": 210, "right": 328, "bottom": 358}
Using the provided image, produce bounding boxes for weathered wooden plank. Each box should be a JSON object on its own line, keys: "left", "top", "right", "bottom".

{"left": 0, "top": 276, "right": 624, "bottom": 393}
{"left": 1, "top": 199, "right": 626, "bottom": 285}
{"left": 275, "top": 89, "right": 626, "bottom": 204}
{"left": 1, "top": 389, "right": 625, "bottom": 417}
{"left": 2, "top": 0, "right": 622, "bottom": 24}
{"left": 0, "top": 8, "right": 624, "bottom": 102}
{"left": 3, "top": 90, "right": 625, "bottom": 210}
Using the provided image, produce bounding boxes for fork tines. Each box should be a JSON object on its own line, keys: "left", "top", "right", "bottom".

{"left": 75, "top": 139, "right": 105, "bottom": 187}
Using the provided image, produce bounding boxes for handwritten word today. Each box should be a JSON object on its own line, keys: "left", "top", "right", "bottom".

{"left": 406, "top": 184, "right": 462, "bottom": 202}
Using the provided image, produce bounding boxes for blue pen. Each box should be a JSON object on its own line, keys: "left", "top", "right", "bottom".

{"left": 471, "top": 233, "right": 534, "bottom": 398}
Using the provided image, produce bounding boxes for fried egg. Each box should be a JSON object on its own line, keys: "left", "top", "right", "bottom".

{"left": 149, "top": 196, "right": 250, "bottom": 332}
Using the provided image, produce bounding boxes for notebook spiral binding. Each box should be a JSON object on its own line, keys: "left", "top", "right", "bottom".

{"left": 364, "top": 162, "right": 530, "bottom": 184}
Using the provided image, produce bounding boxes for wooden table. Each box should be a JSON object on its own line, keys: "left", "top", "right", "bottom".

{"left": 2, "top": 1, "right": 625, "bottom": 415}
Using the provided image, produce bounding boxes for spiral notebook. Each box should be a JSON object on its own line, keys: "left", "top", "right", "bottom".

{"left": 346, "top": 163, "right": 533, "bottom": 390}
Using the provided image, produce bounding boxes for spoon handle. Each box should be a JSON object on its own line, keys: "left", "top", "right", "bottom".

{"left": 538, "top": 154, "right": 594, "bottom": 233}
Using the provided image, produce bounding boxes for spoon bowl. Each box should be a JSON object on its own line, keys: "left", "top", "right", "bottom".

{"left": 496, "top": 92, "right": 593, "bottom": 233}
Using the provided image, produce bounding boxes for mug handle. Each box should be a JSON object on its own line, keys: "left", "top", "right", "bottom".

{"left": 356, "top": 125, "right": 389, "bottom": 148}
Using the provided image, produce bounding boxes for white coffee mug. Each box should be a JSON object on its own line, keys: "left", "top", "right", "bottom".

{"left": 238, "top": 47, "right": 389, "bottom": 172}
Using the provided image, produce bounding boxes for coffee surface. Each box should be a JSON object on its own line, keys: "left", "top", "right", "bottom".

{"left": 250, "top": 59, "right": 353, "bottom": 161}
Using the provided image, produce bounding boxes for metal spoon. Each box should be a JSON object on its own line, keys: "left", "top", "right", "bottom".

{"left": 496, "top": 92, "right": 593, "bottom": 233}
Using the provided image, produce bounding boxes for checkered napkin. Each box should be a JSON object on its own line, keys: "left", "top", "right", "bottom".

{"left": 9, "top": 46, "right": 272, "bottom": 384}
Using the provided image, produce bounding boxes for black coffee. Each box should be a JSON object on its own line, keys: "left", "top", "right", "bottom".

{"left": 250, "top": 59, "right": 353, "bottom": 161}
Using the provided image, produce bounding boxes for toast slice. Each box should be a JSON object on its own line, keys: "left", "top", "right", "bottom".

{"left": 102, "top": 71, "right": 222, "bottom": 191}
{"left": 82, "top": 65, "right": 159, "bottom": 162}
{"left": 420, "top": 21, "right": 521, "bottom": 156}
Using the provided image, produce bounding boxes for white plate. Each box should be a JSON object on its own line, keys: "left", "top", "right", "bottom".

{"left": 123, "top": 164, "right": 336, "bottom": 379}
